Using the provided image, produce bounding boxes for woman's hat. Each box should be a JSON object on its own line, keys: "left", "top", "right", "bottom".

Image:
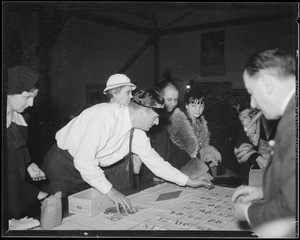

{"left": 8, "top": 66, "right": 39, "bottom": 95}
{"left": 103, "top": 74, "right": 136, "bottom": 94}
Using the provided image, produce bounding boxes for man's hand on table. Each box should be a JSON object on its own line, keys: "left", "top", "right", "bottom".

{"left": 186, "top": 172, "right": 214, "bottom": 189}
{"left": 231, "top": 185, "right": 264, "bottom": 221}
{"left": 106, "top": 187, "right": 136, "bottom": 214}
{"left": 231, "top": 185, "right": 263, "bottom": 203}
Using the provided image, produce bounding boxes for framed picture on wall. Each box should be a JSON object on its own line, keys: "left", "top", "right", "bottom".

{"left": 201, "top": 30, "right": 225, "bottom": 76}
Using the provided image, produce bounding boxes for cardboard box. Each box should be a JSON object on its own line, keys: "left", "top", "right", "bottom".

{"left": 68, "top": 188, "right": 113, "bottom": 217}
{"left": 249, "top": 167, "right": 264, "bottom": 186}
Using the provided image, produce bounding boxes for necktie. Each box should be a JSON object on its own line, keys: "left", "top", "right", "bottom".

{"left": 128, "top": 128, "right": 134, "bottom": 186}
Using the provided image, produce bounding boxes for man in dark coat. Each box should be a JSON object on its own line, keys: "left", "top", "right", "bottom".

{"left": 231, "top": 48, "right": 296, "bottom": 236}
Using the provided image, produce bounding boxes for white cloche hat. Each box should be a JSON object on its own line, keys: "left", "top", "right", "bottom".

{"left": 103, "top": 74, "right": 136, "bottom": 94}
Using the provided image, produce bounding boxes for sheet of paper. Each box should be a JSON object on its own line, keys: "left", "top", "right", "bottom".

{"left": 39, "top": 183, "right": 248, "bottom": 231}
{"left": 156, "top": 190, "right": 182, "bottom": 201}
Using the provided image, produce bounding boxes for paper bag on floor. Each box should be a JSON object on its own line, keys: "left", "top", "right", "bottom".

{"left": 40, "top": 191, "right": 62, "bottom": 229}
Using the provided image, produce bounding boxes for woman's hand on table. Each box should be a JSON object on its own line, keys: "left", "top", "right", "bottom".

{"left": 106, "top": 187, "right": 135, "bottom": 214}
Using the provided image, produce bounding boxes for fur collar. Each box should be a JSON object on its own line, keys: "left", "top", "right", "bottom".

{"left": 167, "top": 108, "right": 210, "bottom": 158}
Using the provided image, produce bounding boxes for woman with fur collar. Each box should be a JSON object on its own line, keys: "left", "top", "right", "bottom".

{"left": 168, "top": 90, "right": 222, "bottom": 178}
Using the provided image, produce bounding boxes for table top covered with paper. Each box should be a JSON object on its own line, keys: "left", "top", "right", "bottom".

{"left": 34, "top": 182, "right": 253, "bottom": 233}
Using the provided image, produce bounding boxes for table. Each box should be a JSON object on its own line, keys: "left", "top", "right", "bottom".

{"left": 30, "top": 182, "right": 256, "bottom": 237}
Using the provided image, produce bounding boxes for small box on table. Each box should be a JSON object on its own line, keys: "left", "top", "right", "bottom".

{"left": 249, "top": 166, "right": 264, "bottom": 186}
{"left": 68, "top": 188, "right": 113, "bottom": 217}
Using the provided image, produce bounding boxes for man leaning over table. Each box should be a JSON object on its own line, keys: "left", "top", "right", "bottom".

{"left": 41, "top": 89, "right": 214, "bottom": 215}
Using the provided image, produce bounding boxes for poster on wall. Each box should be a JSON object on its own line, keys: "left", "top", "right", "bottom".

{"left": 201, "top": 31, "right": 225, "bottom": 76}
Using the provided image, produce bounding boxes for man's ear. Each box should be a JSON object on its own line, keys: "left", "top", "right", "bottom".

{"left": 261, "top": 74, "right": 274, "bottom": 95}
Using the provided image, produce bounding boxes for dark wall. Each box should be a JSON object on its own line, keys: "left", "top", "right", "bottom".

{"left": 3, "top": 2, "right": 297, "bottom": 165}
{"left": 51, "top": 11, "right": 296, "bottom": 120}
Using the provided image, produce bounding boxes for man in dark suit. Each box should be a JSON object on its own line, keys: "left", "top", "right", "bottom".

{"left": 231, "top": 48, "right": 297, "bottom": 236}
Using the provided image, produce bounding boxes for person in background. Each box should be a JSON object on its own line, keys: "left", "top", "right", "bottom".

{"left": 220, "top": 91, "right": 245, "bottom": 176}
{"left": 6, "top": 66, "right": 49, "bottom": 219}
{"left": 167, "top": 90, "right": 221, "bottom": 178}
{"left": 231, "top": 48, "right": 296, "bottom": 236}
{"left": 203, "top": 90, "right": 239, "bottom": 178}
{"left": 103, "top": 73, "right": 136, "bottom": 106}
{"left": 140, "top": 78, "right": 180, "bottom": 183}
{"left": 102, "top": 73, "right": 141, "bottom": 190}
{"left": 41, "top": 89, "right": 214, "bottom": 215}
{"left": 234, "top": 107, "right": 278, "bottom": 185}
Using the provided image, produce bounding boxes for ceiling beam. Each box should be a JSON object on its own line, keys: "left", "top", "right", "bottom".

{"left": 113, "top": 8, "right": 155, "bottom": 21}
{"left": 118, "top": 36, "right": 154, "bottom": 73}
{"left": 70, "top": 10, "right": 154, "bottom": 35}
{"left": 159, "top": 13, "right": 293, "bottom": 36}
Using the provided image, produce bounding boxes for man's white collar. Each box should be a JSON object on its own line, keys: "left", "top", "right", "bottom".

{"left": 280, "top": 88, "right": 295, "bottom": 115}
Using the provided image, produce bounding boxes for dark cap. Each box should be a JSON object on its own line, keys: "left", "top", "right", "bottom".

{"left": 8, "top": 66, "right": 39, "bottom": 95}
{"left": 131, "top": 89, "right": 165, "bottom": 115}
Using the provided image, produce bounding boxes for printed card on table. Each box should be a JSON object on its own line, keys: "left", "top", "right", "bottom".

{"left": 156, "top": 190, "right": 182, "bottom": 201}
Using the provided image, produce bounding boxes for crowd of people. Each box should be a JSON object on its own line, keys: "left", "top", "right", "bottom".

{"left": 4, "top": 48, "right": 297, "bottom": 236}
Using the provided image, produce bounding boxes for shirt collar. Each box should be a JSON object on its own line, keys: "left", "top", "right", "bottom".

{"left": 280, "top": 88, "right": 295, "bottom": 115}
{"left": 7, "top": 111, "right": 28, "bottom": 128}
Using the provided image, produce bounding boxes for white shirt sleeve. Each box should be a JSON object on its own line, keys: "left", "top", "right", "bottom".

{"left": 132, "top": 130, "right": 189, "bottom": 186}
{"left": 67, "top": 107, "right": 115, "bottom": 194}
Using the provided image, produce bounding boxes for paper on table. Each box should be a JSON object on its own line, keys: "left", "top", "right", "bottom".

{"left": 156, "top": 190, "right": 182, "bottom": 201}
{"left": 9, "top": 217, "right": 40, "bottom": 230}
{"left": 126, "top": 207, "right": 167, "bottom": 222}
{"left": 32, "top": 182, "right": 243, "bottom": 231}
